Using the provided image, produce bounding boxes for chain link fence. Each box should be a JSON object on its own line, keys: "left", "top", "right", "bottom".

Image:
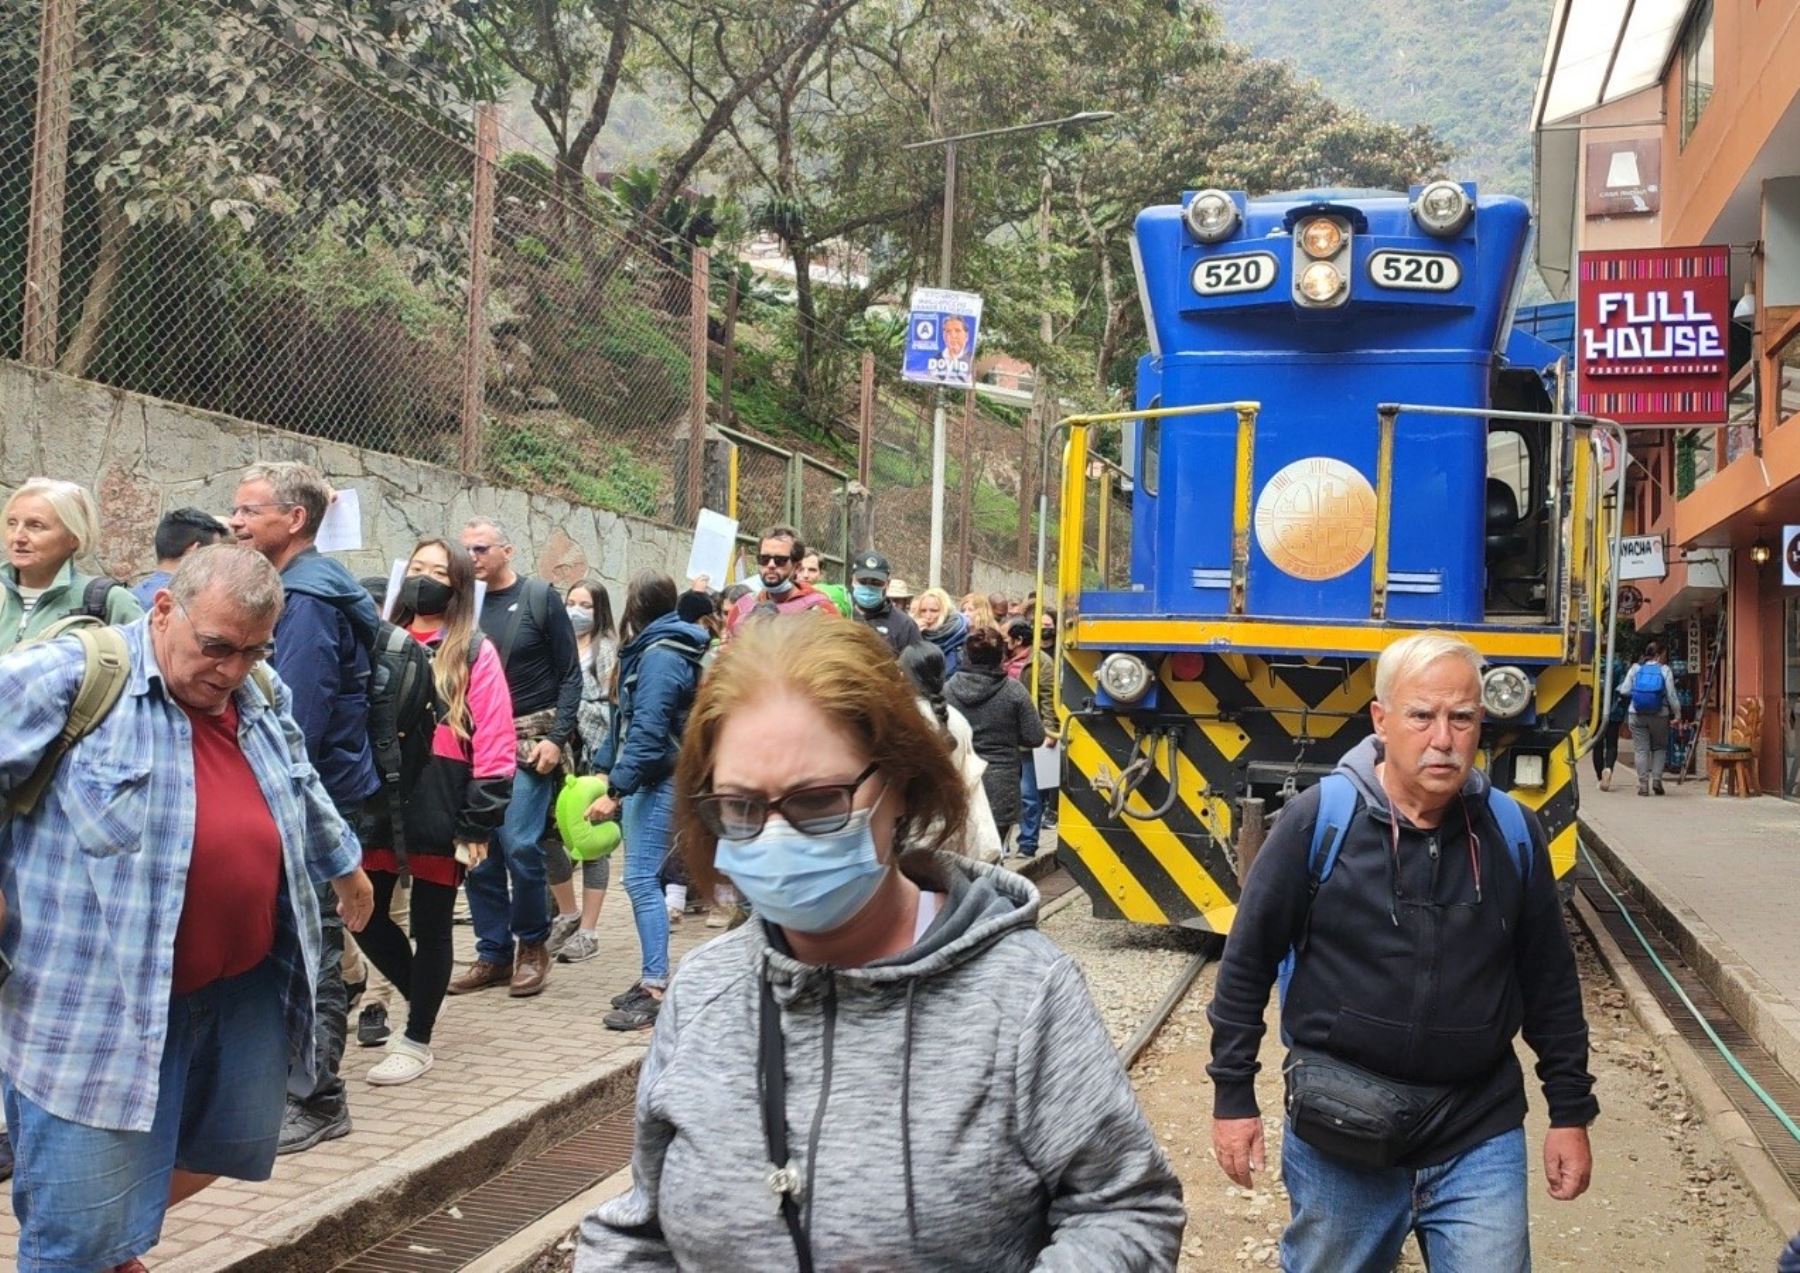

{"left": 4, "top": 0, "right": 1054, "bottom": 592}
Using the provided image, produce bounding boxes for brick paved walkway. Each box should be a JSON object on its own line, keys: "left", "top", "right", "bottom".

{"left": 0, "top": 871, "right": 712, "bottom": 1272}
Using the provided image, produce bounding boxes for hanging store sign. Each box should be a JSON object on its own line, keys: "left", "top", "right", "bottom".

{"left": 1784, "top": 526, "right": 1800, "bottom": 587}
{"left": 1617, "top": 534, "right": 1668, "bottom": 581}
{"left": 1577, "top": 246, "right": 1730, "bottom": 426}
{"left": 902, "top": 288, "right": 984, "bottom": 389}
{"left": 1617, "top": 584, "right": 1643, "bottom": 617}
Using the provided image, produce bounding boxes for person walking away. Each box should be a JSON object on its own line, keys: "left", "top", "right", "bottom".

{"left": 0, "top": 544, "right": 374, "bottom": 1273}
{"left": 451, "top": 517, "right": 581, "bottom": 998}
{"left": 0, "top": 477, "right": 143, "bottom": 648}
{"left": 1207, "top": 631, "right": 1597, "bottom": 1273}
{"left": 586, "top": 571, "right": 709, "bottom": 1031}
{"left": 1618, "top": 639, "right": 1680, "bottom": 796}
{"left": 899, "top": 642, "right": 1003, "bottom": 863}
{"left": 912, "top": 587, "right": 970, "bottom": 676}
{"left": 850, "top": 551, "right": 921, "bottom": 655}
{"left": 1594, "top": 675, "right": 1630, "bottom": 792}
{"left": 576, "top": 615, "right": 1184, "bottom": 1270}
{"left": 722, "top": 525, "right": 837, "bottom": 637}
{"left": 133, "top": 507, "right": 227, "bottom": 607}
{"left": 353, "top": 539, "right": 515, "bottom": 1084}
{"left": 551, "top": 578, "right": 617, "bottom": 965}
{"left": 230, "top": 461, "right": 381, "bottom": 1154}
{"left": 1003, "top": 618, "right": 1059, "bottom": 859}
{"left": 945, "top": 626, "right": 1045, "bottom": 850}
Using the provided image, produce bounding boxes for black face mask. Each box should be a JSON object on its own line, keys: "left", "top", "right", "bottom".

{"left": 400, "top": 575, "right": 453, "bottom": 617}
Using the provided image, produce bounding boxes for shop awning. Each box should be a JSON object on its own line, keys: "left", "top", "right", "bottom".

{"left": 1531, "top": 0, "right": 1693, "bottom": 296}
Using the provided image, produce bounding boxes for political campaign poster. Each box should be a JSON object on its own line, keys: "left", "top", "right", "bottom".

{"left": 902, "top": 288, "right": 984, "bottom": 389}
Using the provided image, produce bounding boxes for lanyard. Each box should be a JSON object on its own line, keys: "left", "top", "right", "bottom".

{"left": 1379, "top": 774, "right": 1482, "bottom": 918}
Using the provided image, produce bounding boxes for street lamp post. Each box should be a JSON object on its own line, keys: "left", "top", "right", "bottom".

{"left": 901, "top": 109, "right": 1114, "bottom": 589}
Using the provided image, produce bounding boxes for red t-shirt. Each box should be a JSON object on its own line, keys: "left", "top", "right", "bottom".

{"left": 171, "top": 701, "right": 282, "bottom": 995}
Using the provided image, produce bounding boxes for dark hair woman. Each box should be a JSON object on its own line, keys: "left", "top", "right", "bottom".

{"left": 575, "top": 616, "right": 1182, "bottom": 1270}
{"left": 943, "top": 626, "right": 1045, "bottom": 849}
{"left": 587, "top": 570, "right": 710, "bottom": 1028}
{"left": 355, "top": 537, "right": 516, "bottom": 1085}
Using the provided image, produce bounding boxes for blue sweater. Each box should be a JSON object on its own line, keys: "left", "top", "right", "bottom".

{"left": 593, "top": 613, "right": 709, "bottom": 797}
{"left": 274, "top": 547, "right": 381, "bottom": 808}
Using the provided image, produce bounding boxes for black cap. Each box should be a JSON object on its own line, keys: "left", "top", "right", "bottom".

{"left": 852, "top": 551, "right": 891, "bottom": 582}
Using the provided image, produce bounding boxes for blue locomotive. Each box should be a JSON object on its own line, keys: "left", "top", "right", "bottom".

{"left": 1050, "top": 183, "right": 1617, "bottom": 930}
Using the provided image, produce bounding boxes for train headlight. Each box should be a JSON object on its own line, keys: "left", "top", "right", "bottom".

{"left": 1481, "top": 665, "right": 1532, "bottom": 719}
{"left": 1411, "top": 180, "right": 1474, "bottom": 237}
{"left": 1299, "top": 217, "right": 1345, "bottom": 259}
{"left": 1184, "top": 189, "right": 1239, "bottom": 243}
{"left": 1298, "top": 261, "right": 1345, "bottom": 304}
{"left": 1098, "top": 653, "right": 1154, "bottom": 704}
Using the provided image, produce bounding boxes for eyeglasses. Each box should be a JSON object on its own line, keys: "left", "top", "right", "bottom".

{"left": 226, "top": 502, "right": 295, "bottom": 519}
{"left": 694, "top": 762, "right": 880, "bottom": 839}
{"left": 466, "top": 543, "right": 505, "bottom": 556}
{"left": 756, "top": 553, "right": 793, "bottom": 567}
{"left": 174, "top": 599, "right": 275, "bottom": 664}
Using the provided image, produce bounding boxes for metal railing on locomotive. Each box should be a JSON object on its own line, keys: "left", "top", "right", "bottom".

{"left": 1031, "top": 401, "right": 1630, "bottom": 770}
{"left": 718, "top": 423, "right": 851, "bottom": 584}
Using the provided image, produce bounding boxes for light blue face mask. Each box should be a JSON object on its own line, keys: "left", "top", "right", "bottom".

{"left": 852, "top": 584, "right": 885, "bottom": 610}
{"left": 715, "top": 800, "right": 890, "bottom": 934}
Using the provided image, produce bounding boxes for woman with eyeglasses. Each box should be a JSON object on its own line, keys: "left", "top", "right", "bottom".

{"left": 0, "top": 476, "right": 142, "bottom": 651}
{"left": 586, "top": 571, "right": 711, "bottom": 1031}
{"left": 575, "top": 615, "right": 1184, "bottom": 1272}
{"left": 352, "top": 537, "right": 516, "bottom": 1085}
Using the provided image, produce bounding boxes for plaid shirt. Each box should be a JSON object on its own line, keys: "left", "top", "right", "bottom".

{"left": 0, "top": 620, "right": 360, "bottom": 1132}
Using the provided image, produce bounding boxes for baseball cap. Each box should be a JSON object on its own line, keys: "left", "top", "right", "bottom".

{"left": 852, "top": 551, "right": 891, "bottom": 583}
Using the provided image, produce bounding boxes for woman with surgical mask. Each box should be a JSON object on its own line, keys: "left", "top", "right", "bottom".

{"left": 545, "top": 578, "right": 617, "bottom": 964}
{"left": 353, "top": 537, "right": 516, "bottom": 1085}
{"left": 576, "top": 615, "right": 1184, "bottom": 1272}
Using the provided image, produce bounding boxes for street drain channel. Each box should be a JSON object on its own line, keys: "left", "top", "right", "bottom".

{"left": 333, "top": 1097, "right": 637, "bottom": 1272}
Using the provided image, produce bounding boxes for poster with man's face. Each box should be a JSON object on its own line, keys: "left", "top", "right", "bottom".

{"left": 902, "top": 287, "right": 984, "bottom": 389}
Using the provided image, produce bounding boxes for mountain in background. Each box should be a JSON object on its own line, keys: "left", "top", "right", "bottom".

{"left": 1213, "top": 0, "right": 1550, "bottom": 202}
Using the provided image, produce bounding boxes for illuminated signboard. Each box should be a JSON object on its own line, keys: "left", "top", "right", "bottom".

{"left": 1577, "top": 246, "right": 1730, "bottom": 426}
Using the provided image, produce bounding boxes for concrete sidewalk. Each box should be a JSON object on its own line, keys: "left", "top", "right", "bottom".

{"left": 0, "top": 882, "right": 714, "bottom": 1272}
{"left": 1578, "top": 777, "right": 1800, "bottom": 1087}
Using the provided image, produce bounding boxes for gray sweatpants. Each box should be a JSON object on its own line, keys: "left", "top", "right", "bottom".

{"left": 1629, "top": 712, "right": 1670, "bottom": 790}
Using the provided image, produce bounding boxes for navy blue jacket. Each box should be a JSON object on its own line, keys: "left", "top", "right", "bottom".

{"left": 275, "top": 547, "right": 381, "bottom": 808}
{"left": 593, "top": 613, "right": 709, "bottom": 798}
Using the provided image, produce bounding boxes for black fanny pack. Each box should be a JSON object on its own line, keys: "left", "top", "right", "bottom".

{"left": 1283, "top": 1047, "right": 1462, "bottom": 1169}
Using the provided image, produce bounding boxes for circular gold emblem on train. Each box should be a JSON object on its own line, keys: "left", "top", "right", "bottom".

{"left": 1253, "top": 457, "right": 1378, "bottom": 581}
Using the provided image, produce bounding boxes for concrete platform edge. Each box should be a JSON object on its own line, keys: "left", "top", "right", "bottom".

{"left": 1578, "top": 814, "right": 1800, "bottom": 1090}
{"left": 1570, "top": 890, "right": 1800, "bottom": 1239}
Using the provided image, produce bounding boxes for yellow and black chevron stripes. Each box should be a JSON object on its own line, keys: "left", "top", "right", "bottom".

{"left": 1057, "top": 650, "right": 1585, "bottom": 930}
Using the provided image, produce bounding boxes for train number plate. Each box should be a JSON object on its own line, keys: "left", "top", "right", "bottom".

{"left": 1192, "top": 252, "right": 1278, "bottom": 296}
{"left": 1368, "top": 251, "right": 1460, "bottom": 292}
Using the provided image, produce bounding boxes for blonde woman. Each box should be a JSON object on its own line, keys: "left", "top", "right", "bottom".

{"left": 912, "top": 585, "right": 969, "bottom": 675}
{"left": 353, "top": 537, "right": 516, "bottom": 1085}
{"left": 959, "top": 591, "right": 997, "bottom": 633}
{"left": 0, "top": 476, "right": 141, "bottom": 649}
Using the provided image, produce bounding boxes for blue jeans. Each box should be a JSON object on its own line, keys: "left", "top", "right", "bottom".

{"left": 1018, "top": 758, "right": 1043, "bottom": 857}
{"left": 5, "top": 962, "right": 288, "bottom": 1272}
{"left": 466, "top": 764, "right": 554, "bottom": 964}
{"left": 1281, "top": 1123, "right": 1530, "bottom": 1273}
{"left": 621, "top": 778, "right": 675, "bottom": 987}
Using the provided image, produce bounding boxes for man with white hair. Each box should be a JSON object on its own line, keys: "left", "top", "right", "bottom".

{"left": 1206, "top": 631, "right": 1596, "bottom": 1272}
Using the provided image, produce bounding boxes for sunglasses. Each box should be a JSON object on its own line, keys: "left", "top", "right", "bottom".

{"left": 694, "top": 762, "right": 879, "bottom": 840}
{"left": 175, "top": 599, "right": 275, "bottom": 663}
{"left": 757, "top": 553, "right": 793, "bottom": 567}
{"left": 466, "top": 543, "right": 505, "bottom": 556}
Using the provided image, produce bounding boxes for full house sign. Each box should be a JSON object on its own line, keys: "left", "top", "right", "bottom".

{"left": 1577, "top": 245, "right": 1731, "bottom": 426}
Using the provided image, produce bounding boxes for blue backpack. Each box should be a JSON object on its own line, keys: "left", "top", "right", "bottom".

{"left": 1275, "top": 772, "right": 1536, "bottom": 1016}
{"left": 1629, "top": 664, "right": 1666, "bottom": 714}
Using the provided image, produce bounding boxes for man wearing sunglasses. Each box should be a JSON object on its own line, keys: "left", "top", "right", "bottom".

{"left": 1206, "top": 631, "right": 1596, "bottom": 1273}
{"left": 722, "top": 525, "right": 837, "bottom": 639}
{"left": 0, "top": 545, "right": 373, "bottom": 1273}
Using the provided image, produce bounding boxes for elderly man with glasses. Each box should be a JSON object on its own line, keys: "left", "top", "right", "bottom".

{"left": 0, "top": 544, "right": 372, "bottom": 1273}
{"left": 722, "top": 524, "right": 838, "bottom": 639}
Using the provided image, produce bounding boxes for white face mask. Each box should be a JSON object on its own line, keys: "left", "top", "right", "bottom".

{"left": 566, "top": 606, "right": 595, "bottom": 636}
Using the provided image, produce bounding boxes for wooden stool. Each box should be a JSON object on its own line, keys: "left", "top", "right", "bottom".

{"left": 1707, "top": 747, "right": 1756, "bottom": 797}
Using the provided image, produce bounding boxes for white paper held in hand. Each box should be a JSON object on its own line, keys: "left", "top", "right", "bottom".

{"left": 685, "top": 508, "right": 739, "bottom": 589}
{"left": 315, "top": 488, "right": 363, "bottom": 553}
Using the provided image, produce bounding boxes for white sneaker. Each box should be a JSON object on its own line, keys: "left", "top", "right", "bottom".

{"left": 1599, "top": 767, "right": 1612, "bottom": 792}
{"left": 368, "top": 1036, "right": 433, "bottom": 1086}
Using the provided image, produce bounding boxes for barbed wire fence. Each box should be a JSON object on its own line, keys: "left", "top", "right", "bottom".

{"left": 3, "top": 0, "right": 1068, "bottom": 598}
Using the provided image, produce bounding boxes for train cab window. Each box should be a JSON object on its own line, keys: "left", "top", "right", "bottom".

{"left": 1485, "top": 424, "right": 1548, "bottom": 612}
{"left": 1140, "top": 403, "right": 1161, "bottom": 496}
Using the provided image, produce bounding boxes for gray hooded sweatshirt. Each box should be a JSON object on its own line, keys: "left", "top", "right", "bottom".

{"left": 577, "top": 851, "right": 1184, "bottom": 1271}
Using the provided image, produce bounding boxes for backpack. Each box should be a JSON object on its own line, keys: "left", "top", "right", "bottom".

{"left": 1275, "top": 772, "right": 1535, "bottom": 1017}
{"left": 6, "top": 627, "right": 275, "bottom": 819}
{"left": 1629, "top": 664, "right": 1666, "bottom": 714}
{"left": 362, "top": 624, "right": 485, "bottom": 853}
{"left": 31, "top": 576, "right": 127, "bottom": 644}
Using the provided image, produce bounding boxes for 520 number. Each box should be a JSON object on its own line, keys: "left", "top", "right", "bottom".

{"left": 1368, "top": 251, "right": 1460, "bottom": 292}
{"left": 1193, "top": 252, "right": 1277, "bottom": 296}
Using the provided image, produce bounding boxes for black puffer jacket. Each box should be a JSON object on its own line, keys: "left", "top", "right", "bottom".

{"left": 944, "top": 663, "right": 1045, "bottom": 826}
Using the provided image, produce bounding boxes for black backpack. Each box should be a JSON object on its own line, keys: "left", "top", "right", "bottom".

{"left": 363, "top": 620, "right": 437, "bottom": 853}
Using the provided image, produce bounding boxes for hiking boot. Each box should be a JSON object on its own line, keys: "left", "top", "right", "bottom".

{"left": 448, "top": 959, "right": 513, "bottom": 996}
{"left": 604, "top": 995, "right": 661, "bottom": 1032}
{"left": 277, "top": 1099, "right": 351, "bottom": 1155}
{"left": 547, "top": 913, "right": 581, "bottom": 958}
{"left": 1653, "top": 782, "right": 1666, "bottom": 796}
{"left": 356, "top": 1003, "right": 391, "bottom": 1048}
{"left": 558, "top": 930, "right": 600, "bottom": 963}
{"left": 611, "top": 981, "right": 650, "bottom": 1009}
{"left": 509, "top": 942, "right": 551, "bottom": 997}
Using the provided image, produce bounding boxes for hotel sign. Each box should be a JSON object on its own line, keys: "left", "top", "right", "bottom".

{"left": 1577, "top": 246, "right": 1730, "bottom": 426}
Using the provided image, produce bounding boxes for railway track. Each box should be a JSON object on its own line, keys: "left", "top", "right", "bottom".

{"left": 1118, "top": 947, "right": 1213, "bottom": 1071}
